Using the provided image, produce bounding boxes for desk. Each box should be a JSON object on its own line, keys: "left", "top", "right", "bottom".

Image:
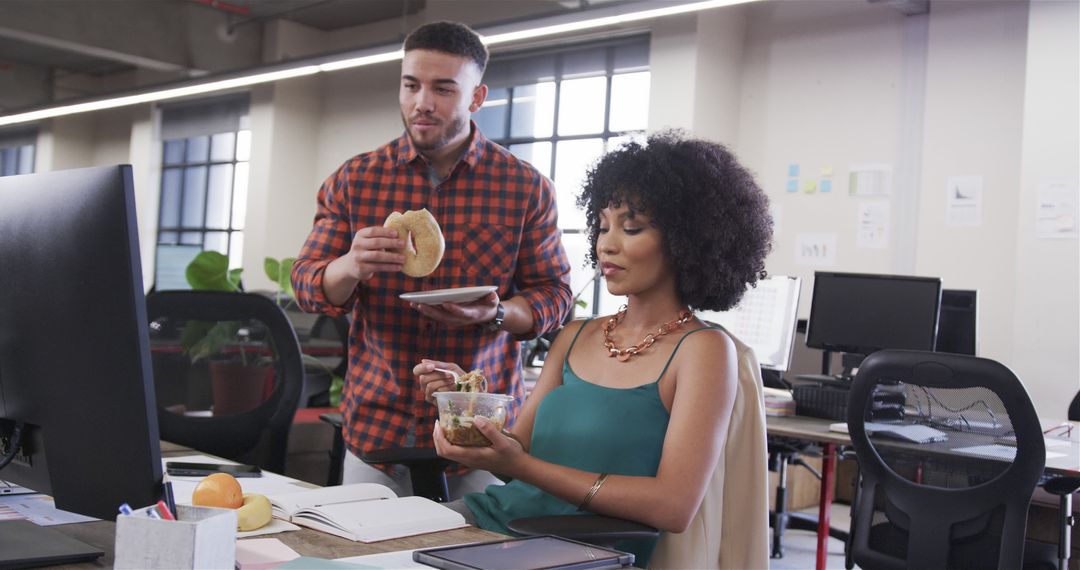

{"left": 48, "top": 441, "right": 503, "bottom": 569}
{"left": 766, "top": 415, "right": 1080, "bottom": 570}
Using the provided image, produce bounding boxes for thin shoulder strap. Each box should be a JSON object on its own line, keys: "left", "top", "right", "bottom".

{"left": 563, "top": 318, "right": 594, "bottom": 364}
{"left": 656, "top": 325, "right": 720, "bottom": 382}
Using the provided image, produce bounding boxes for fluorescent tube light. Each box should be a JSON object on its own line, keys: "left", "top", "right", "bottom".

{"left": 0, "top": 0, "right": 761, "bottom": 128}
{"left": 0, "top": 66, "right": 320, "bottom": 127}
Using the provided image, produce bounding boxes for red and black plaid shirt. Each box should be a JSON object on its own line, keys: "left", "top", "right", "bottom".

{"left": 292, "top": 125, "right": 572, "bottom": 463}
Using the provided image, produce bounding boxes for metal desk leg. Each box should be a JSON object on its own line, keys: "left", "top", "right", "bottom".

{"left": 816, "top": 443, "right": 837, "bottom": 570}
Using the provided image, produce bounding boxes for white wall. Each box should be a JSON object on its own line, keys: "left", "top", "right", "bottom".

{"left": 1011, "top": 0, "right": 1080, "bottom": 418}
{"left": 24, "top": 0, "right": 1078, "bottom": 415}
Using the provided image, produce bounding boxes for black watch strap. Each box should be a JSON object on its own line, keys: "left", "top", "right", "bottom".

{"left": 483, "top": 303, "right": 505, "bottom": 332}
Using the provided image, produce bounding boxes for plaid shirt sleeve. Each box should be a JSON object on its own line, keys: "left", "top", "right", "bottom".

{"left": 291, "top": 164, "right": 357, "bottom": 318}
{"left": 512, "top": 172, "right": 573, "bottom": 339}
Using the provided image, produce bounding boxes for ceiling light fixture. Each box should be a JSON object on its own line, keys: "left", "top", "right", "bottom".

{"left": 0, "top": 0, "right": 760, "bottom": 128}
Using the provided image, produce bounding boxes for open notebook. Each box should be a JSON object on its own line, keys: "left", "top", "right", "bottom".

{"left": 267, "top": 483, "right": 466, "bottom": 543}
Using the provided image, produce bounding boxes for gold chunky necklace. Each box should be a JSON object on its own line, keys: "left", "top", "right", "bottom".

{"left": 602, "top": 305, "right": 693, "bottom": 362}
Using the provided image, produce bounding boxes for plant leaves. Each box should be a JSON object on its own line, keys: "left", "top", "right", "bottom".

{"left": 264, "top": 257, "right": 280, "bottom": 282}
{"left": 278, "top": 257, "right": 296, "bottom": 299}
{"left": 186, "top": 251, "right": 241, "bottom": 292}
{"left": 264, "top": 256, "right": 295, "bottom": 299}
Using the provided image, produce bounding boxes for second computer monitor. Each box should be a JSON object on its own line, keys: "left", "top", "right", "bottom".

{"left": 806, "top": 271, "right": 942, "bottom": 359}
{"left": 935, "top": 289, "right": 978, "bottom": 356}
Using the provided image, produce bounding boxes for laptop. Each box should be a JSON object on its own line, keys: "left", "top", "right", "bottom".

{"left": 0, "top": 520, "right": 104, "bottom": 568}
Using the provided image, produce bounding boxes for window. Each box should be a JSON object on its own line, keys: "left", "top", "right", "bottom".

{"left": 475, "top": 36, "right": 650, "bottom": 316}
{"left": 0, "top": 128, "right": 36, "bottom": 177}
{"left": 155, "top": 95, "right": 250, "bottom": 290}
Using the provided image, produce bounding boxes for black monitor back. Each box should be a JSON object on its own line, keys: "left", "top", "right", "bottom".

{"left": 935, "top": 289, "right": 978, "bottom": 356}
{"left": 0, "top": 165, "right": 162, "bottom": 520}
{"left": 806, "top": 271, "right": 942, "bottom": 357}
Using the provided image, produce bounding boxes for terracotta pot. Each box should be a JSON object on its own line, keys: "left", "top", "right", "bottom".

{"left": 209, "top": 362, "right": 273, "bottom": 416}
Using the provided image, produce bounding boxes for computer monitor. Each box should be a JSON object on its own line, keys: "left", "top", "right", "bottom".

{"left": 806, "top": 271, "right": 942, "bottom": 371}
{"left": 0, "top": 165, "right": 163, "bottom": 523}
{"left": 699, "top": 275, "right": 802, "bottom": 372}
{"left": 935, "top": 289, "right": 978, "bottom": 356}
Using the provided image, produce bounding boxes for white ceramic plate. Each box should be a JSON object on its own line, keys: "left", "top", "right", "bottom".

{"left": 399, "top": 285, "right": 498, "bottom": 305}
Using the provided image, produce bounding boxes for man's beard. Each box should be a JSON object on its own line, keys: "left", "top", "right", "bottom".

{"left": 402, "top": 112, "right": 469, "bottom": 152}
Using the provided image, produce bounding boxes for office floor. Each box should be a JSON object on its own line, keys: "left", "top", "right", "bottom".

{"left": 770, "top": 502, "right": 853, "bottom": 570}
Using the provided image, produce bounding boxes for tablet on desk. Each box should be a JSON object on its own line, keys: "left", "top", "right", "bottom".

{"left": 165, "top": 461, "right": 262, "bottom": 477}
{"left": 413, "top": 535, "right": 634, "bottom": 570}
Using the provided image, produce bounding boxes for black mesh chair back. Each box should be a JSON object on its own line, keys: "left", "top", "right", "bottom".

{"left": 147, "top": 291, "right": 304, "bottom": 473}
{"left": 847, "top": 350, "right": 1045, "bottom": 570}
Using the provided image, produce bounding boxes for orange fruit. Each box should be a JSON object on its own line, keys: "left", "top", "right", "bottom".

{"left": 191, "top": 472, "right": 243, "bottom": 509}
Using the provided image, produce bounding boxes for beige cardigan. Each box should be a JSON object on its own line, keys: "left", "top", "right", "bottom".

{"left": 648, "top": 330, "right": 770, "bottom": 569}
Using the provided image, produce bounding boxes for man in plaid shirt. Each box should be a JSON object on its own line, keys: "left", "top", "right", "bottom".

{"left": 292, "top": 21, "right": 572, "bottom": 498}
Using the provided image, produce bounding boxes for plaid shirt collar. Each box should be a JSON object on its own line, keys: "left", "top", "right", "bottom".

{"left": 395, "top": 121, "right": 486, "bottom": 171}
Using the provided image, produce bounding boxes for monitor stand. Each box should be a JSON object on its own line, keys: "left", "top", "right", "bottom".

{"left": 837, "top": 352, "right": 866, "bottom": 382}
{"left": 0, "top": 520, "right": 104, "bottom": 568}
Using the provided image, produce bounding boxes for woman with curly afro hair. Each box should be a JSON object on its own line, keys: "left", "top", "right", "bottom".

{"left": 429, "top": 131, "right": 773, "bottom": 568}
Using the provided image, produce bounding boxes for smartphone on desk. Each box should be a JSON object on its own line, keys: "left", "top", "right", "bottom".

{"left": 165, "top": 461, "right": 262, "bottom": 478}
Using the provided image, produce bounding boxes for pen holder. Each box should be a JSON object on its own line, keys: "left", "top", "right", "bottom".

{"left": 115, "top": 504, "right": 236, "bottom": 569}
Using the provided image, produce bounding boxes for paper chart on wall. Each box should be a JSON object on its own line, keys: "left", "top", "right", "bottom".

{"left": 1035, "top": 180, "right": 1078, "bottom": 239}
{"left": 794, "top": 233, "right": 837, "bottom": 266}
{"left": 856, "top": 201, "right": 890, "bottom": 249}
{"left": 946, "top": 175, "right": 983, "bottom": 227}
{"left": 848, "top": 164, "right": 892, "bottom": 197}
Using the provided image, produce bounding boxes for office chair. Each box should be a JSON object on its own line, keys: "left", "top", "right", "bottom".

{"left": 147, "top": 291, "right": 304, "bottom": 474}
{"left": 1038, "top": 388, "right": 1080, "bottom": 570}
{"left": 507, "top": 329, "right": 771, "bottom": 569}
{"left": 845, "top": 349, "right": 1056, "bottom": 570}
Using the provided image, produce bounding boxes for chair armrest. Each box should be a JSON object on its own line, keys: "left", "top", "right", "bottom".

{"left": 1043, "top": 476, "right": 1080, "bottom": 496}
{"left": 361, "top": 447, "right": 451, "bottom": 502}
{"left": 507, "top": 515, "right": 659, "bottom": 547}
{"left": 362, "top": 446, "right": 444, "bottom": 468}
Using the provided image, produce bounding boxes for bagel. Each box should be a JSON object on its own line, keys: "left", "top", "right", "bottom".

{"left": 383, "top": 208, "right": 445, "bottom": 277}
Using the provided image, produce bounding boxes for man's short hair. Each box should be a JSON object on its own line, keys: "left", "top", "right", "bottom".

{"left": 403, "top": 21, "right": 489, "bottom": 74}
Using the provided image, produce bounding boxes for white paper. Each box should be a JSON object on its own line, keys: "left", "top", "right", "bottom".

{"left": 946, "top": 175, "right": 983, "bottom": 226}
{"left": 856, "top": 201, "right": 890, "bottom": 249}
{"left": 236, "top": 538, "right": 301, "bottom": 569}
{"left": 848, "top": 164, "right": 892, "bottom": 197}
{"left": 794, "top": 233, "right": 837, "bottom": 266}
{"left": 165, "top": 455, "right": 312, "bottom": 505}
{"left": 237, "top": 518, "right": 301, "bottom": 538}
{"left": 1035, "top": 180, "right": 1078, "bottom": 238}
{"left": 0, "top": 494, "right": 98, "bottom": 526}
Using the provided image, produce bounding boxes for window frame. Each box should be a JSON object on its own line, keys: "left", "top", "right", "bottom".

{"left": 478, "top": 38, "right": 650, "bottom": 317}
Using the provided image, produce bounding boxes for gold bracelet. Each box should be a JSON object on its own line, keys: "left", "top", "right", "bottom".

{"left": 578, "top": 472, "right": 609, "bottom": 511}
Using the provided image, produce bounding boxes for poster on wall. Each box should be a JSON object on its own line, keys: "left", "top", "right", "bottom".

{"left": 848, "top": 164, "right": 892, "bottom": 197}
{"left": 794, "top": 233, "right": 837, "bottom": 266}
{"left": 856, "top": 201, "right": 890, "bottom": 249}
{"left": 1035, "top": 180, "right": 1078, "bottom": 239}
{"left": 946, "top": 175, "right": 984, "bottom": 227}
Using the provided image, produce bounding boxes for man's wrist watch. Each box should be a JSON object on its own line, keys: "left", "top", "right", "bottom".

{"left": 482, "top": 303, "right": 506, "bottom": 332}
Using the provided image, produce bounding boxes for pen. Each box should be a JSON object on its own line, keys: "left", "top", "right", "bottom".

{"left": 118, "top": 503, "right": 134, "bottom": 516}
{"left": 156, "top": 500, "right": 176, "bottom": 521}
{"left": 146, "top": 507, "right": 162, "bottom": 520}
{"left": 162, "top": 475, "right": 177, "bottom": 518}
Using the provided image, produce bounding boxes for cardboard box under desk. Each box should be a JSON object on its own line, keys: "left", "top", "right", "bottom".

{"left": 115, "top": 504, "right": 236, "bottom": 569}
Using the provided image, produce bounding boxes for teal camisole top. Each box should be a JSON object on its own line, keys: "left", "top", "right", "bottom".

{"left": 464, "top": 320, "right": 716, "bottom": 566}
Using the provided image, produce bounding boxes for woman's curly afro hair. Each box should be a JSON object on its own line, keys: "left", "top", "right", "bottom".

{"left": 577, "top": 130, "right": 773, "bottom": 312}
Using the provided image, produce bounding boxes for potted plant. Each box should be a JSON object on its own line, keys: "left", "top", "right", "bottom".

{"left": 262, "top": 255, "right": 345, "bottom": 408}
{"left": 183, "top": 251, "right": 272, "bottom": 415}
